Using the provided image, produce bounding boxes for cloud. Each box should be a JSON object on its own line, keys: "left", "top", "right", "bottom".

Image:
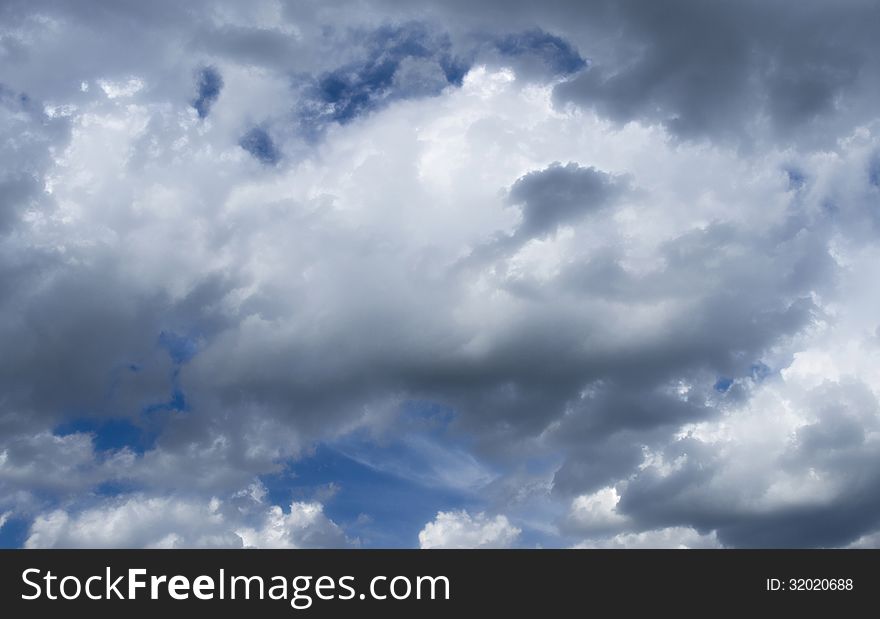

{"left": 0, "top": 83, "right": 68, "bottom": 233}
{"left": 419, "top": 510, "right": 521, "bottom": 548}
{"left": 615, "top": 378, "right": 880, "bottom": 548}
{"left": 575, "top": 527, "right": 720, "bottom": 549}
{"left": 2, "top": 0, "right": 880, "bottom": 548}
{"left": 24, "top": 485, "right": 348, "bottom": 549}
{"left": 508, "top": 162, "right": 624, "bottom": 239}
{"left": 551, "top": 0, "right": 880, "bottom": 144}
{"left": 0, "top": 431, "right": 136, "bottom": 516}
{"left": 301, "top": 22, "right": 467, "bottom": 129}
{"left": 25, "top": 496, "right": 242, "bottom": 549}
{"left": 492, "top": 29, "right": 586, "bottom": 77}
{"left": 352, "top": 0, "right": 880, "bottom": 145}
{"left": 565, "top": 487, "right": 628, "bottom": 533}
{"left": 237, "top": 501, "right": 348, "bottom": 549}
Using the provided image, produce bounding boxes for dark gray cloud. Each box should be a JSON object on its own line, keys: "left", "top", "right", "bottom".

{"left": 508, "top": 162, "right": 623, "bottom": 238}
{"left": 492, "top": 29, "right": 585, "bottom": 77}
{"left": 610, "top": 381, "right": 880, "bottom": 547}
{"left": 551, "top": 0, "right": 880, "bottom": 144}
{"left": 356, "top": 0, "right": 880, "bottom": 144}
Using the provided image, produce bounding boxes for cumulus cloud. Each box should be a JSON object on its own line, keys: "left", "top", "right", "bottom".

{"left": 549, "top": 0, "right": 880, "bottom": 145}
{"left": 419, "top": 511, "right": 521, "bottom": 549}
{"left": 237, "top": 501, "right": 348, "bottom": 549}
{"left": 1, "top": 0, "right": 880, "bottom": 548}
{"left": 508, "top": 162, "right": 624, "bottom": 239}
{"left": 566, "top": 487, "right": 628, "bottom": 534}
{"left": 25, "top": 485, "right": 348, "bottom": 549}
{"left": 575, "top": 527, "right": 721, "bottom": 550}
{"left": 362, "top": 0, "right": 880, "bottom": 145}
{"left": 0, "top": 432, "right": 135, "bottom": 508}
{"left": 847, "top": 530, "right": 880, "bottom": 549}
{"left": 25, "top": 496, "right": 242, "bottom": 549}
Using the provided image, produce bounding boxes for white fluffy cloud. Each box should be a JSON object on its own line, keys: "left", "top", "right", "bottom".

{"left": 237, "top": 501, "right": 347, "bottom": 549}
{"left": 25, "top": 497, "right": 240, "bottom": 549}
{"left": 565, "top": 487, "right": 721, "bottom": 548}
{"left": 25, "top": 487, "right": 348, "bottom": 549}
{"left": 575, "top": 527, "right": 720, "bottom": 550}
{"left": 566, "top": 487, "right": 628, "bottom": 533}
{"left": 419, "top": 511, "right": 521, "bottom": 549}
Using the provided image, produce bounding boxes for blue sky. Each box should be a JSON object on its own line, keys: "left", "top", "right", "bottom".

{"left": 3, "top": 0, "right": 880, "bottom": 549}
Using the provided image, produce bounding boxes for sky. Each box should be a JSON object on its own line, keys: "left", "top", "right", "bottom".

{"left": 2, "top": 0, "right": 880, "bottom": 549}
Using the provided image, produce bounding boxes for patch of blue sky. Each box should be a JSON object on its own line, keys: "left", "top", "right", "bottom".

{"left": 750, "top": 361, "right": 772, "bottom": 382}
{"left": 145, "top": 331, "right": 195, "bottom": 414}
{"left": 240, "top": 127, "right": 281, "bottom": 165}
{"left": 52, "top": 331, "right": 195, "bottom": 454}
{"left": 157, "top": 330, "right": 199, "bottom": 365}
{"left": 338, "top": 432, "right": 496, "bottom": 494}
{"left": 49, "top": 339, "right": 189, "bottom": 455}
{"left": 191, "top": 66, "right": 223, "bottom": 119}
{"left": 494, "top": 29, "right": 587, "bottom": 76}
{"left": 297, "top": 25, "right": 584, "bottom": 137}
{"left": 399, "top": 399, "right": 456, "bottom": 431}
{"left": 261, "top": 445, "right": 482, "bottom": 548}
{"left": 714, "top": 363, "right": 771, "bottom": 393}
{"left": 345, "top": 400, "right": 495, "bottom": 492}
{"left": 141, "top": 382, "right": 187, "bottom": 415}
{"left": 370, "top": 22, "right": 437, "bottom": 60}
{"left": 0, "top": 516, "right": 29, "bottom": 549}
{"left": 92, "top": 479, "right": 140, "bottom": 497}
{"left": 262, "top": 400, "right": 495, "bottom": 547}
{"left": 714, "top": 376, "right": 734, "bottom": 392}
{"left": 439, "top": 54, "right": 470, "bottom": 86}
{"left": 301, "top": 23, "right": 470, "bottom": 131}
